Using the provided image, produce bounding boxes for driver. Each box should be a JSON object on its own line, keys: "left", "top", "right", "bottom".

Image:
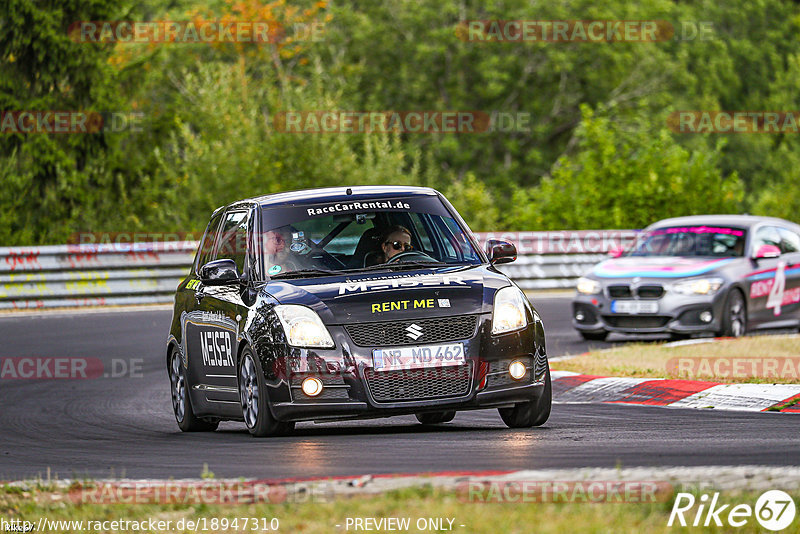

{"left": 380, "top": 225, "right": 413, "bottom": 262}
{"left": 263, "top": 226, "right": 301, "bottom": 275}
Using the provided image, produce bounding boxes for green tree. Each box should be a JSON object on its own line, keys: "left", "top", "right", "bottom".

{"left": 507, "top": 106, "right": 742, "bottom": 230}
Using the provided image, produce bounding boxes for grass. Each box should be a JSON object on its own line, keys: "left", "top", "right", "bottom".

{"left": 555, "top": 335, "right": 800, "bottom": 383}
{"left": 1, "top": 484, "right": 798, "bottom": 533}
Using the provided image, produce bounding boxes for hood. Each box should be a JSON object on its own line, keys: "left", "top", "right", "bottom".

{"left": 592, "top": 256, "right": 737, "bottom": 279}
{"left": 264, "top": 265, "right": 508, "bottom": 324}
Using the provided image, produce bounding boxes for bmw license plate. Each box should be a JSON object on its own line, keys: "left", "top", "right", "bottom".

{"left": 611, "top": 300, "right": 659, "bottom": 314}
{"left": 372, "top": 343, "right": 465, "bottom": 372}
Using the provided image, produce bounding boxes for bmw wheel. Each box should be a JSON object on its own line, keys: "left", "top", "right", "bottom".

{"left": 498, "top": 368, "right": 552, "bottom": 428}
{"left": 719, "top": 289, "right": 747, "bottom": 338}
{"left": 170, "top": 349, "right": 218, "bottom": 432}
{"left": 239, "top": 347, "right": 294, "bottom": 438}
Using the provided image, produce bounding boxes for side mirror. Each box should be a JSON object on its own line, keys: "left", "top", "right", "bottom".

{"left": 608, "top": 247, "right": 625, "bottom": 259}
{"left": 753, "top": 244, "right": 781, "bottom": 260}
{"left": 199, "top": 259, "right": 240, "bottom": 285}
{"left": 486, "top": 239, "right": 517, "bottom": 265}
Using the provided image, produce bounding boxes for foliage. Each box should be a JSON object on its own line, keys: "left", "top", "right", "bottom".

{"left": 2, "top": 0, "right": 800, "bottom": 245}
{"left": 507, "top": 106, "right": 743, "bottom": 230}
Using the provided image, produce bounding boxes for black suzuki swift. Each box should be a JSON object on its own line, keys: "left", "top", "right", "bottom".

{"left": 166, "top": 186, "right": 550, "bottom": 437}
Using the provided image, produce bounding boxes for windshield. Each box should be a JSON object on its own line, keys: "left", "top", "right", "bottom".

{"left": 258, "top": 195, "right": 482, "bottom": 277}
{"left": 628, "top": 225, "right": 747, "bottom": 258}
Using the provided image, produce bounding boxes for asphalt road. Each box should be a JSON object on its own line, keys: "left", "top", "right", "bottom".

{"left": 0, "top": 297, "right": 797, "bottom": 480}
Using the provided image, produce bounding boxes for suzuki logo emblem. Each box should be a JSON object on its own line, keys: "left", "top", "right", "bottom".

{"left": 405, "top": 323, "right": 423, "bottom": 340}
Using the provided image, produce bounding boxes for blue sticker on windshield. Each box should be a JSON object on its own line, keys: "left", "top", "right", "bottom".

{"left": 268, "top": 265, "right": 282, "bottom": 274}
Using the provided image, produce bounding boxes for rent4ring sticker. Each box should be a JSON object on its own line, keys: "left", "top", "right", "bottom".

{"left": 372, "top": 343, "right": 465, "bottom": 372}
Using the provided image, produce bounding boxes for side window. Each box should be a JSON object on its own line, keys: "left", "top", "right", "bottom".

{"left": 214, "top": 211, "right": 249, "bottom": 273}
{"left": 195, "top": 210, "right": 224, "bottom": 271}
{"left": 752, "top": 226, "right": 783, "bottom": 254}
{"left": 778, "top": 227, "right": 800, "bottom": 253}
{"left": 442, "top": 216, "right": 480, "bottom": 261}
{"left": 407, "top": 213, "right": 434, "bottom": 253}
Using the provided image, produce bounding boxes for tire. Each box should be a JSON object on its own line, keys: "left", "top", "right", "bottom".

{"left": 239, "top": 347, "right": 295, "bottom": 438}
{"left": 580, "top": 331, "right": 609, "bottom": 341}
{"left": 169, "top": 349, "right": 218, "bottom": 432}
{"left": 415, "top": 411, "right": 456, "bottom": 425}
{"left": 719, "top": 289, "right": 747, "bottom": 338}
{"left": 498, "top": 368, "right": 552, "bottom": 428}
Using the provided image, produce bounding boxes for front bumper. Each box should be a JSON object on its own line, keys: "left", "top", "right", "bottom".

{"left": 261, "top": 314, "right": 549, "bottom": 422}
{"left": 572, "top": 286, "right": 729, "bottom": 335}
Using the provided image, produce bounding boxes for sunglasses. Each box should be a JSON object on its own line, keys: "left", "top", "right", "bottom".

{"left": 385, "top": 240, "right": 413, "bottom": 252}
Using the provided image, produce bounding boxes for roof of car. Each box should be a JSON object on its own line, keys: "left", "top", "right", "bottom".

{"left": 647, "top": 214, "right": 800, "bottom": 232}
{"left": 228, "top": 186, "right": 440, "bottom": 209}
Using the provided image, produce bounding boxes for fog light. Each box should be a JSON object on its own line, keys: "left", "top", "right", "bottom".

{"left": 301, "top": 377, "right": 323, "bottom": 397}
{"left": 699, "top": 311, "right": 713, "bottom": 323}
{"left": 575, "top": 311, "right": 585, "bottom": 321}
{"left": 508, "top": 360, "right": 527, "bottom": 380}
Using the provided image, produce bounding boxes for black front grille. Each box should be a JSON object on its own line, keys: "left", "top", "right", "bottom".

{"left": 636, "top": 285, "right": 665, "bottom": 299}
{"left": 603, "top": 315, "right": 670, "bottom": 328}
{"left": 364, "top": 362, "right": 472, "bottom": 402}
{"left": 291, "top": 386, "right": 350, "bottom": 401}
{"left": 608, "top": 285, "right": 632, "bottom": 298}
{"left": 345, "top": 315, "right": 479, "bottom": 347}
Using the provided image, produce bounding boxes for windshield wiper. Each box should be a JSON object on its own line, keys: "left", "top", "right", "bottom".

{"left": 269, "top": 268, "right": 338, "bottom": 279}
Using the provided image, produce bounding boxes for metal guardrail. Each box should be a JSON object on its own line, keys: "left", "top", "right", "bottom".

{"left": 0, "top": 230, "right": 637, "bottom": 310}
{"left": 0, "top": 242, "right": 196, "bottom": 310}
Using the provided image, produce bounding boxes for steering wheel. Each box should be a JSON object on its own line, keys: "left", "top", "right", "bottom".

{"left": 386, "top": 250, "right": 435, "bottom": 264}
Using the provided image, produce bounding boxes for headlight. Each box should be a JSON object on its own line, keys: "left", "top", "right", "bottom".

{"left": 492, "top": 286, "right": 529, "bottom": 334}
{"left": 671, "top": 277, "right": 724, "bottom": 296}
{"left": 576, "top": 277, "right": 602, "bottom": 295}
{"left": 273, "top": 305, "right": 335, "bottom": 348}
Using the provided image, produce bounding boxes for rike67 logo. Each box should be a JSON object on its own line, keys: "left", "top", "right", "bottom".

{"left": 668, "top": 490, "right": 796, "bottom": 531}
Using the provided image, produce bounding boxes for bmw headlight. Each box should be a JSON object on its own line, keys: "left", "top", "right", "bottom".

{"left": 576, "top": 277, "right": 602, "bottom": 295}
{"left": 273, "top": 305, "right": 335, "bottom": 348}
{"left": 671, "top": 277, "right": 725, "bottom": 296}
{"left": 492, "top": 286, "right": 530, "bottom": 335}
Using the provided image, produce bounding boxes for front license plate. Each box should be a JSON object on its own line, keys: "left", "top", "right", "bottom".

{"left": 611, "top": 300, "right": 659, "bottom": 314}
{"left": 372, "top": 343, "right": 466, "bottom": 372}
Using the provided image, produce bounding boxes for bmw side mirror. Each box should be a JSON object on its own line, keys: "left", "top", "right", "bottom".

{"left": 199, "top": 259, "right": 240, "bottom": 285}
{"left": 753, "top": 244, "right": 781, "bottom": 260}
{"left": 486, "top": 239, "right": 517, "bottom": 265}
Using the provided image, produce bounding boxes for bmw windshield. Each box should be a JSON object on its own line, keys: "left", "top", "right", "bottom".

{"left": 628, "top": 226, "right": 747, "bottom": 258}
{"left": 258, "top": 196, "right": 482, "bottom": 277}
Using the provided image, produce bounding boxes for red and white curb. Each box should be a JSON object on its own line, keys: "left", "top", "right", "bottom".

{"left": 551, "top": 371, "right": 800, "bottom": 413}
